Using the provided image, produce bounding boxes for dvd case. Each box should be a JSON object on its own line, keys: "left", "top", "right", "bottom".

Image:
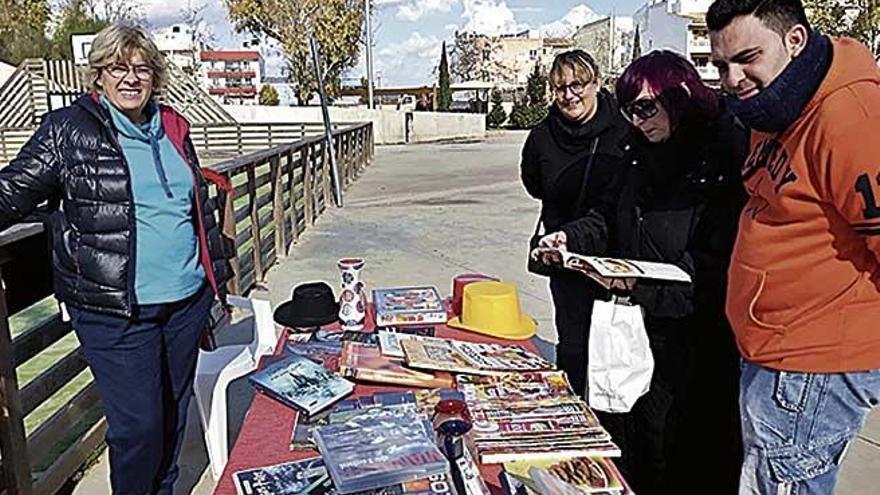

{"left": 249, "top": 354, "right": 354, "bottom": 416}
{"left": 312, "top": 407, "right": 449, "bottom": 494}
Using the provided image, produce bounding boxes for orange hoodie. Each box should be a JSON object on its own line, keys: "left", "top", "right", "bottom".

{"left": 727, "top": 38, "right": 880, "bottom": 372}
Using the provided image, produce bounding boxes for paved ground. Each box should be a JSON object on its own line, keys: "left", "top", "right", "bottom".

{"left": 74, "top": 131, "right": 879, "bottom": 494}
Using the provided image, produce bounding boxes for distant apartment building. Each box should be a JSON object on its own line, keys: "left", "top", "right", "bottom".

{"left": 199, "top": 50, "right": 263, "bottom": 105}
{"left": 633, "top": 0, "right": 718, "bottom": 82}
{"left": 467, "top": 31, "right": 574, "bottom": 88}
{"left": 573, "top": 16, "right": 635, "bottom": 79}
{"left": 153, "top": 23, "right": 198, "bottom": 72}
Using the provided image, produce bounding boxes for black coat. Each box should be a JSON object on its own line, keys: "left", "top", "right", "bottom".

{"left": 520, "top": 90, "right": 629, "bottom": 395}
{"left": 563, "top": 108, "right": 748, "bottom": 495}
{"left": 521, "top": 89, "right": 629, "bottom": 237}
{"left": 0, "top": 95, "right": 231, "bottom": 317}
{"left": 564, "top": 110, "right": 748, "bottom": 321}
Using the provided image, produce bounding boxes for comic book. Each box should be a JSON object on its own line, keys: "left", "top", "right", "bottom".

{"left": 532, "top": 248, "right": 692, "bottom": 283}
{"left": 456, "top": 372, "right": 573, "bottom": 403}
{"left": 249, "top": 354, "right": 354, "bottom": 416}
{"left": 504, "top": 457, "right": 625, "bottom": 494}
{"left": 401, "top": 337, "right": 553, "bottom": 376}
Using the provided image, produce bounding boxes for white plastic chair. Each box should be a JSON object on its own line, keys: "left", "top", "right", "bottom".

{"left": 193, "top": 295, "right": 277, "bottom": 479}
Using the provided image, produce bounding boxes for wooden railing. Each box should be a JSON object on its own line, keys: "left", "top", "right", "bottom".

{"left": 0, "top": 122, "right": 373, "bottom": 494}
{"left": 1, "top": 122, "right": 360, "bottom": 165}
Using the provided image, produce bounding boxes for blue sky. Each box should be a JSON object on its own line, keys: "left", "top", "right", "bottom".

{"left": 144, "top": 1, "right": 646, "bottom": 86}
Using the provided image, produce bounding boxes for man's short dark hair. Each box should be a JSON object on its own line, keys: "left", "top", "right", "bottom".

{"left": 707, "top": 0, "right": 811, "bottom": 35}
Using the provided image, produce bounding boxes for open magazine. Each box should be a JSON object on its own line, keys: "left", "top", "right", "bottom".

{"left": 532, "top": 248, "right": 691, "bottom": 283}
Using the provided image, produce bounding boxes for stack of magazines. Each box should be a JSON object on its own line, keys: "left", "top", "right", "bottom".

{"left": 457, "top": 371, "right": 620, "bottom": 464}
{"left": 312, "top": 406, "right": 450, "bottom": 494}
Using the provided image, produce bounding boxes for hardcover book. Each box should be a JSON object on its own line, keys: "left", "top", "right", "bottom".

{"left": 284, "top": 340, "right": 345, "bottom": 372}
{"left": 339, "top": 342, "right": 454, "bottom": 389}
{"left": 249, "top": 354, "right": 354, "bottom": 416}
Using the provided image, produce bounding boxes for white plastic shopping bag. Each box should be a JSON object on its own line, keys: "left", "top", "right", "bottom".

{"left": 587, "top": 297, "right": 654, "bottom": 413}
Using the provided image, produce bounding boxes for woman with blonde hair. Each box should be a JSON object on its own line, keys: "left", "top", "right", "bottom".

{"left": 521, "top": 49, "right": 628, "bottom": 397}
{"left": 0, "top": 24, "right": 230, "bottom": 494}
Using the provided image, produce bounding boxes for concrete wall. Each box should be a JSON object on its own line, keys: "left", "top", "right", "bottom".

{"left": 223, "top": 105, "right": 486, "bottom": 145}
{"left": 409, "top": 112, "right": 486, "bottom": 143}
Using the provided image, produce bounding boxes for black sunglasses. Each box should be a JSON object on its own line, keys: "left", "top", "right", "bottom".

{"left": 621, "top": 98, "right": 660, "bottom": 122}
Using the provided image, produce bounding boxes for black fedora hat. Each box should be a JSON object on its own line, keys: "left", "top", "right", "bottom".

{"left": 273, "top": 282, "right": 339, "bottom": 328}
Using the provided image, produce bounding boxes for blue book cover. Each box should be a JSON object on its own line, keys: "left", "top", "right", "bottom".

{"left": 249, "top": 354, "right": 354, "bottom": 416}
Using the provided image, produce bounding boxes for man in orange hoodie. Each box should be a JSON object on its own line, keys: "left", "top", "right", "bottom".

{"left": 708, "top": 0, "right": 880, "bottom": 494}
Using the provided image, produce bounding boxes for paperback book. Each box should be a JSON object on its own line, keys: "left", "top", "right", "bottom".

{"left": 249, "top": 354, "right": 354, "bottom": 416}
{"left": 378, "top": 327, "right": 435, "bottom": 358}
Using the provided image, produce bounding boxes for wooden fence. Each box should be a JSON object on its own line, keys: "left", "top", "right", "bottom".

{"left": 0, "top": 122, "right": 373, "bottom": 495}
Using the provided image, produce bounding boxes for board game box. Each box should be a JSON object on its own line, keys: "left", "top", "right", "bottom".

{"left": 373, "top": 287, "right": 447, "bottom": 326}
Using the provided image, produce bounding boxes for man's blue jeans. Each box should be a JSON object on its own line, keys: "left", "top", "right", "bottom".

{"left": 739, "top": 360, "right": 880, "bottom": 495}
{"left": 70, "top": 283, "right": 212, "bottom": 495}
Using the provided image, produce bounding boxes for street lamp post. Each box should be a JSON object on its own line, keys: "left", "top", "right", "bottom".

{"left": 365, "top": 0, "right": 375, "bottom": 109}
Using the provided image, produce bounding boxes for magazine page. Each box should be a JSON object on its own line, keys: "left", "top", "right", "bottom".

{"left": 532, "top": 248, "right": 692, "bottom": 283}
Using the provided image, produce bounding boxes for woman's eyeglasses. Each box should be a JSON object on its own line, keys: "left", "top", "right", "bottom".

{"left": 621, "top": 98, "right": 660, "bottom": 122}
{"left": 103, "top": 64, "right": 154, "bottom": 81}
{"left": 554, "top": 81, "right": 588, "bottom": 97}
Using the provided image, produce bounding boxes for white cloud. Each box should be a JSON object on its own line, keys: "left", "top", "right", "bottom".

{"left": 395, "top": 0, "right": 459, "bottom": 22}
{"left": 378, "top": 32, "right": 440, "bottom": 58}
{"left": 444, "top": 23, "right": 458, "bottom": 31}
{"left": 460, "top": 0, "right": 521, "bottom": 36}
{"left": 373, "top": 31, "right": 443, "bottom": 86}
{"left": 538, "top": 4, "right": 602, "bottom": 38}
{"left": 510, "top": 7, "right": 544, "bottom": 13}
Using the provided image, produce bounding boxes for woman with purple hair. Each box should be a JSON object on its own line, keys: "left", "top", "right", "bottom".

{"left": 559, "top": 50, "right": 748, "bottom": 494}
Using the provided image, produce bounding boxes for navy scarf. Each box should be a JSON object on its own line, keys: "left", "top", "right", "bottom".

{"left": 725, "top": 31, "right": 832, "bottom": 133}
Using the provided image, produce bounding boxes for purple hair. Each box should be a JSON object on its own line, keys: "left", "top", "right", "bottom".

{"left": 615, "top": 50, "right": 719, "bottom": 127}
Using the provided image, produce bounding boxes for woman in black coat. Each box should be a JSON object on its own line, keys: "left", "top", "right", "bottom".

{"left": 552, "top": 51, "right": 748, "bottom": 494}
{"left": 520, "top": 50, "right": 628, "bottom": 396}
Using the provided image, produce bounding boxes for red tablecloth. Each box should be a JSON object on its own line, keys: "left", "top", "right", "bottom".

{"left": 212, "top": 309, "right": 537, "bottom": 495}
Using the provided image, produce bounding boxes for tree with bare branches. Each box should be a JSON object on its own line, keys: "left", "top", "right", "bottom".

{"left": 224, "top": 0, "right": 365, "bottom": 105}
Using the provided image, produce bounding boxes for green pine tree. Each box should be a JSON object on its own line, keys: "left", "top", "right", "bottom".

{"left": 438, "top": 41, "right": 452, "bottom": 112}
{"left": 486, "top": 89, "right": 507, "bottom": 128}
{"left": 526, "top": 63, "right": 547, "bottom": 108}
{"left": 632, "top": 25, "right": 642, "bottom": 61}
